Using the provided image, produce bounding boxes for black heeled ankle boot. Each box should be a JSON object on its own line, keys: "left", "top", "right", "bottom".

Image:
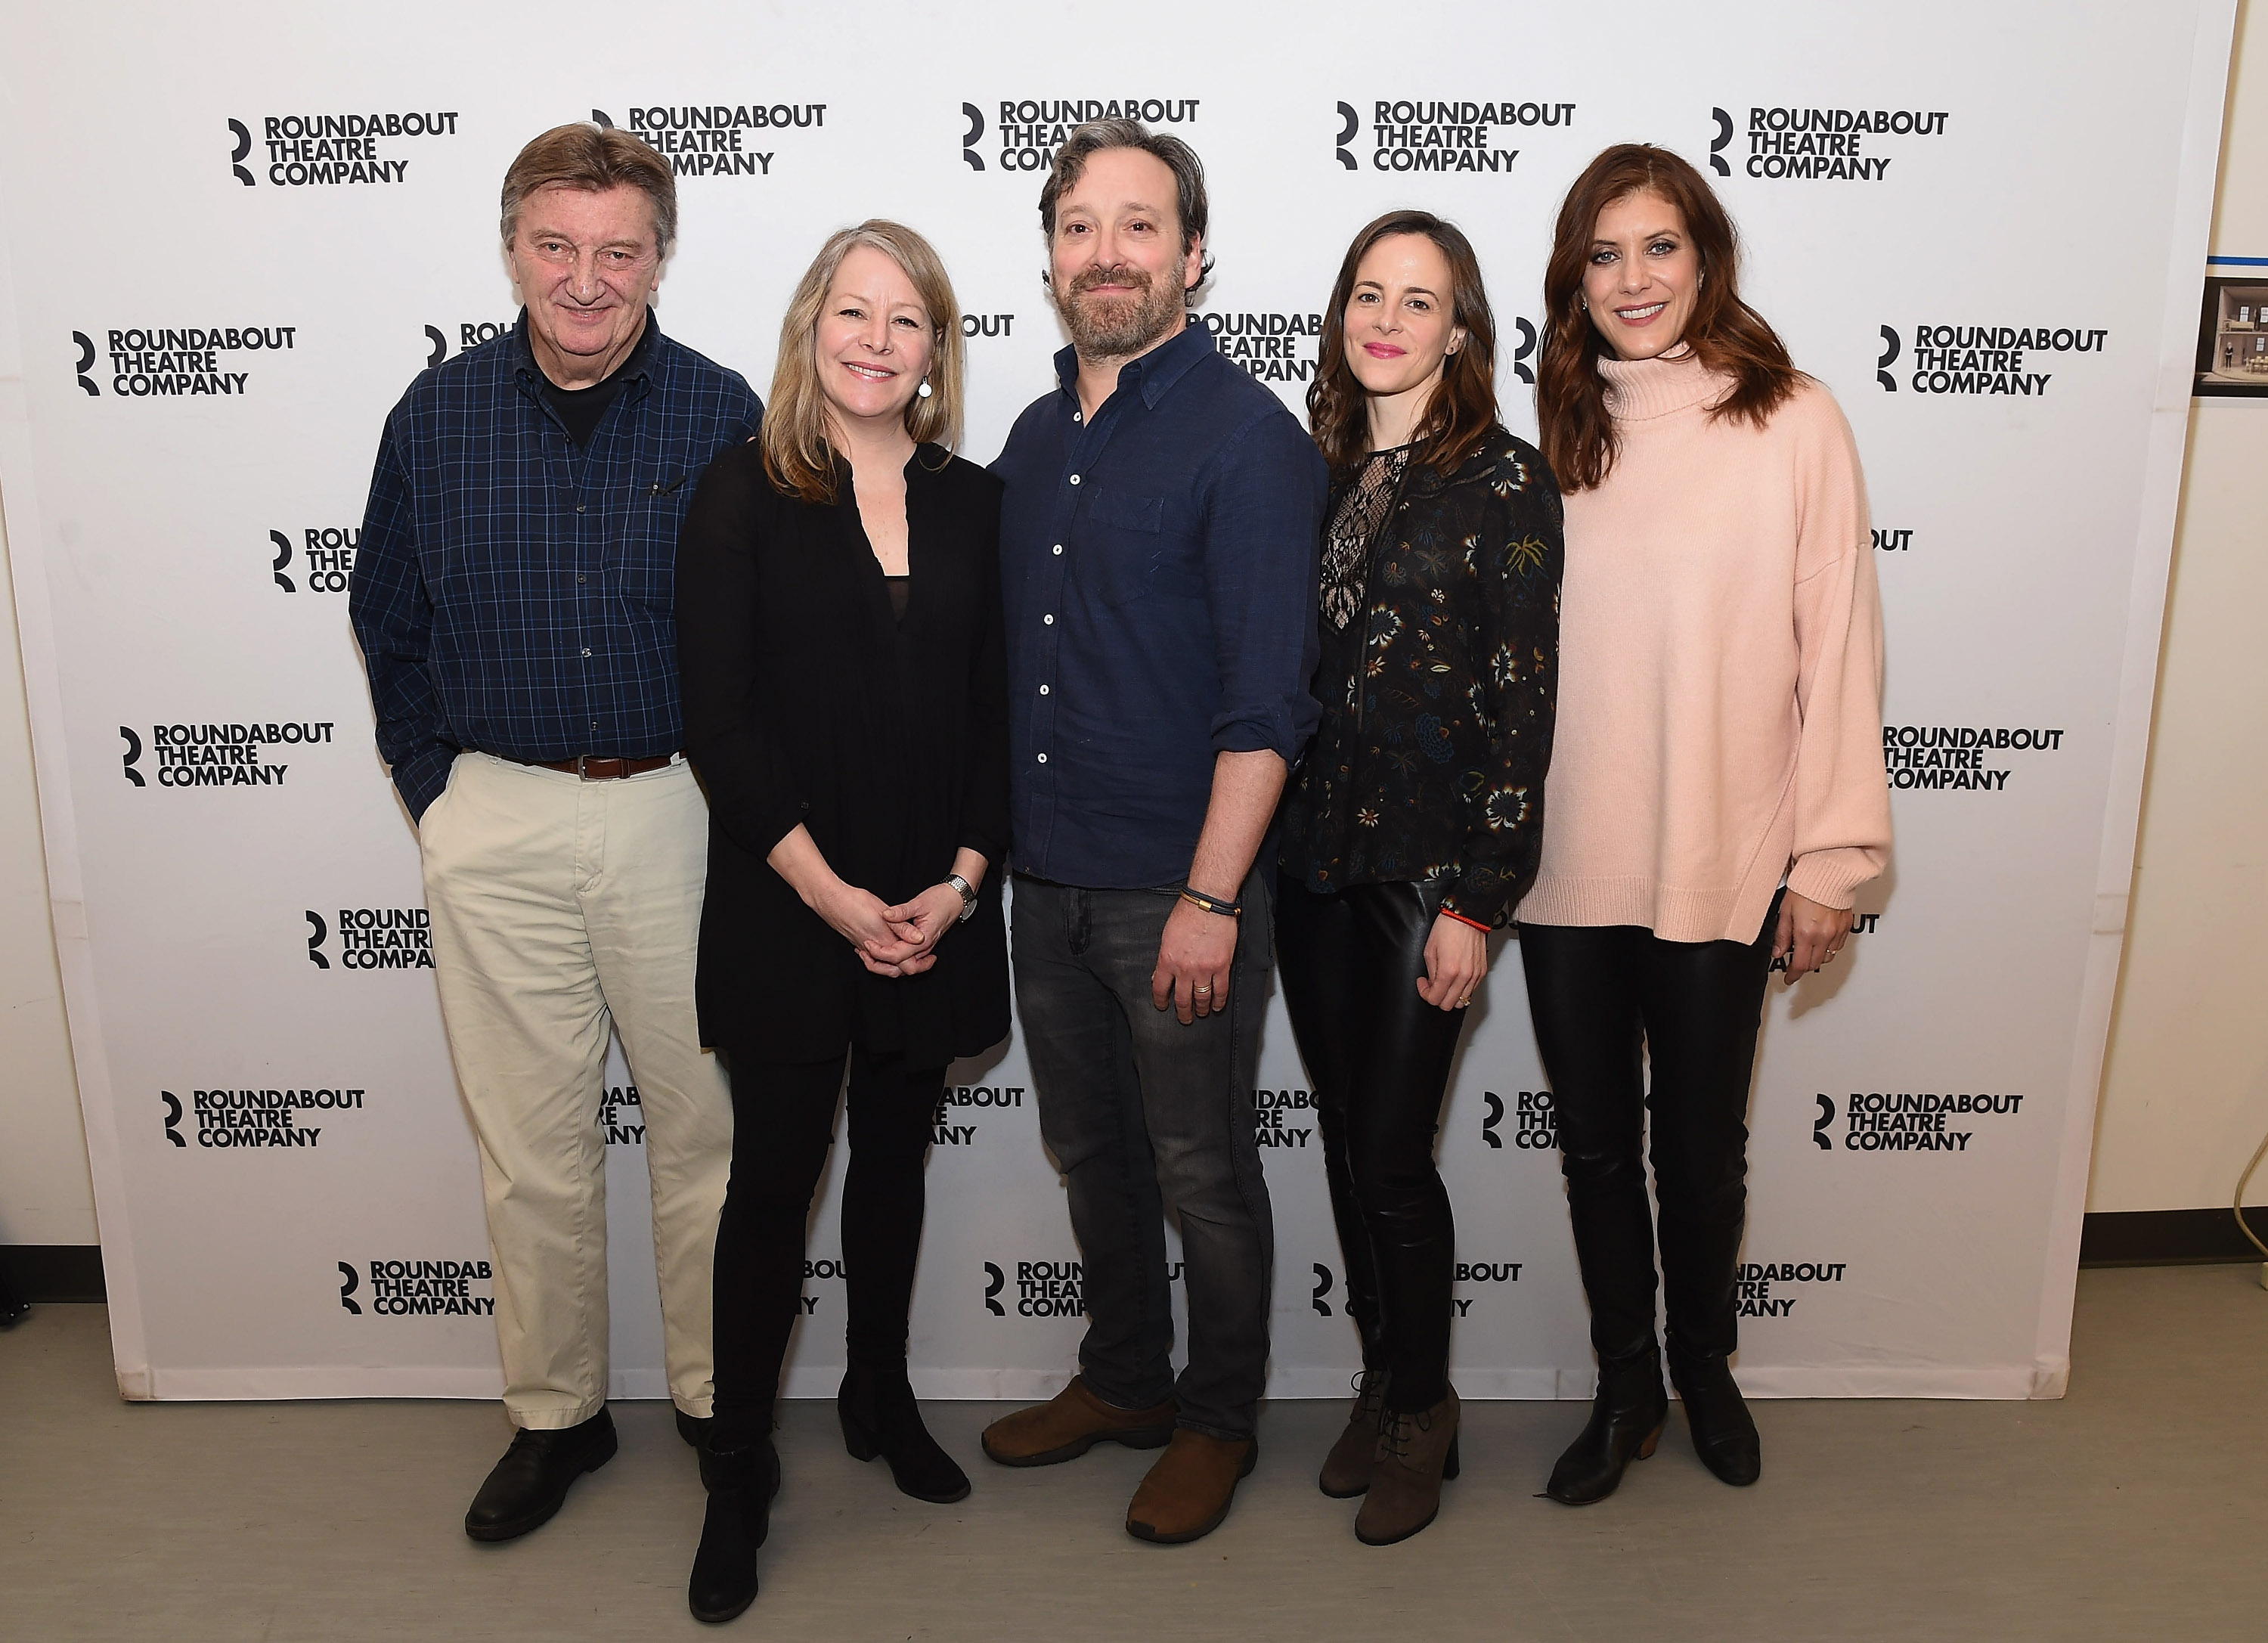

{"left": 1669, "top": 1348, "right": 1761, "bottom": 1486}
{"left": 1545, "top": 1346, "right": 1669, "bottom": 1506}
{"left": 839, "top": 1361, "right": 971, "bottom": 1504}
{"left": 688, "top": 1437, "right": 776, "bottom": 1625}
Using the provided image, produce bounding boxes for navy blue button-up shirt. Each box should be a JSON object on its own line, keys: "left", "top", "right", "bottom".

{"left": 349, "top": 313, "right": 762, "bottom": 819}
{"left": 993, "top": 323, "right": 1325, "bottom": 888}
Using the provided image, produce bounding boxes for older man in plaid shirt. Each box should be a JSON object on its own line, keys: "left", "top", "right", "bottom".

{"left": 349, "top": 123, "right": 761, "bottom": 1543}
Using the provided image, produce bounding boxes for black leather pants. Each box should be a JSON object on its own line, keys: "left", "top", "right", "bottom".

{"left": 1517, "top": 894, "right": 1780, "bottom": 1367}
{"left": 1278, "top": 876, "right": 1467, "bottom": 1413}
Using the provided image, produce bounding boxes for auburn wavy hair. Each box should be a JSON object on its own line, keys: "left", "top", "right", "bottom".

{"left": 761, "top": 220, "right": 965, "bottom": 504}
{"left": 1538, "top": 144, "right": 1802, "bottom": 490}
{"left": 1307, "top": 210, "right": 1498, "bottom": 478}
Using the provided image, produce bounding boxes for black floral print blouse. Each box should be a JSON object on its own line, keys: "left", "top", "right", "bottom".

{"left": 1278, "top": 425, "right": 1563, "bottom": 927}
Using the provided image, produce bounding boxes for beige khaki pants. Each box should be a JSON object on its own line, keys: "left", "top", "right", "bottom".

{"left": 420, "top": 751, "right": 732, "bottom": 1429}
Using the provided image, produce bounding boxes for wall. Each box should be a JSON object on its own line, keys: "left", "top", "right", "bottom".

{"left": 2088, "top": 0, "right": 2268, "bottom": 1214}
{"left": 0, "top": 2, "right": 2254, "bottom": 1264}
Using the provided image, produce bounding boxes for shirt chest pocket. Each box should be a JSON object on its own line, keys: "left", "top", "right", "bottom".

{"left": 1079, "top": 485, "right": 1201, "bottom": 608}
{"left": 607, "top": 473, "right": 692, "bottom": 611}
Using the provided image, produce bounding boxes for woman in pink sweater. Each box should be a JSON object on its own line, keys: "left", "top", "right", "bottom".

{"left": 1520, "top": 144, "right": 1890, "bottom": 1506}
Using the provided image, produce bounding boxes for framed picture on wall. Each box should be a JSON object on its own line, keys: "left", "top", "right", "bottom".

{"left": 2195, "top": 262, "right": 2268, "bottom": 398}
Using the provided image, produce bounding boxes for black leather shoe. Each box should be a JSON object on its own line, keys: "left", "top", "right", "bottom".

{"left": 677, "top": 1409, "right": 712, "bottom": 1449}
{"left": 839, "top": 1361, "right": 971, "bottom": 1504}
{"left": 463, "top": 1409, "right": 618, "bottom": 1542}
{"left": 1670, "top": 1349, "right": 1761, "bottom": 1486}
{"left": 1545, "top": 1348, "right": 1668, "bottom": 1506}
{"left": 689, "top": 1437, "right": 776, "bottom": 1624}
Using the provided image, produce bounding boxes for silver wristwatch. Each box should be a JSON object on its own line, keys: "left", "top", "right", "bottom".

{"left": 947, "top": 873, "right": 979, "bottom": 922}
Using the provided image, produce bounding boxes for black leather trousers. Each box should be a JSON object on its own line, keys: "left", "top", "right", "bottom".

{"left": 1278, "top": 876, "right": 1468, "bottom": 1413}
{"left": 1517, "top": 894, "right": 1780, "bottom": 1367}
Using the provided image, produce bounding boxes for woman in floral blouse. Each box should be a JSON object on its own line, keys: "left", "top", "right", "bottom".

{"left": 1275, "top": 209, "right": 1563, "bottom": 1546}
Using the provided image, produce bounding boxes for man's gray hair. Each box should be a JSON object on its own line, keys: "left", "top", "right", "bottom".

{"left": 500, "top": 123, "right": 678, "bottom": 258}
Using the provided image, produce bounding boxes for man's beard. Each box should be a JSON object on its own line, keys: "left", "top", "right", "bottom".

{"left": 1056, "top": 261, "right": 1186, "bottom": 359}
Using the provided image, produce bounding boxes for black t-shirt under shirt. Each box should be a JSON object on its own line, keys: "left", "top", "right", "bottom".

{"left": 544, "top": 317, "right": 655, "bottom": 448}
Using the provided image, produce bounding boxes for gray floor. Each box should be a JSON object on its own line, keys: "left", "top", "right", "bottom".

{"left": 4, "top": 1265, "right": 2264, "bottom": 1641}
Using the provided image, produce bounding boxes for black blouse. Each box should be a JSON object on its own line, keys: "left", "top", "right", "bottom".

{"left": 1277, "top": 426, "right": 1563, "bottom": 927}
{"left": 677, "top": 440, "right": 1010, "bottom": 1065}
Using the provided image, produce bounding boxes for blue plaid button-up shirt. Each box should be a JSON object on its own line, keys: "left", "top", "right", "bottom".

{"left": 349, "top": 312, "right": 762, "bottom": 819}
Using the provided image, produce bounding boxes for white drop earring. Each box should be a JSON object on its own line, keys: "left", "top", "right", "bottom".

{"left": 917, "top": 378, "right": 933, "bottom": 399}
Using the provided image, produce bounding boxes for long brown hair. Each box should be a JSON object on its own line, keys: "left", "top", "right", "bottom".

{"left": 1538, "top": 144, "right": 1802, "bottom": 491}
{"left": 761, "top": 220, "right": 965, "bottom": 504}
{"left": 1307, "top": 210, "right": 1498, "bottom": 477}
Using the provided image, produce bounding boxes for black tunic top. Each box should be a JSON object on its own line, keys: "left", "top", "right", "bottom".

{"left": 677, "top": 440, "right": 1011, "bottom": 1064}
{"left": 1277, "top": 426, "right": 1564, "bottom": 928}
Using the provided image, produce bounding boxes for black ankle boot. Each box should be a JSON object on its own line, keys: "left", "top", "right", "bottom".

{"left": 688, "top": 1437, "right": 776, "bottom": 1625}
{"left": 1669, "top": 1348, "right": 1761, "bottom": 1486}
{"left": 839, "top": 1361, "right": 971, "bottom": 1504}
{"left": 1545, "top": 1347, "right": 1668, "bottom": 1506}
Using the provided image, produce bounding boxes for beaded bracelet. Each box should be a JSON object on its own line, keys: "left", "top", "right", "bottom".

{"left": 1179, "top": 886, "right": 1243, "bottom": 919}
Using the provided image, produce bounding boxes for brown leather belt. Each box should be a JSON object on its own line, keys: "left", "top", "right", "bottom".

{"left": 515, "top": 753, "right": 677, "bottom": 780}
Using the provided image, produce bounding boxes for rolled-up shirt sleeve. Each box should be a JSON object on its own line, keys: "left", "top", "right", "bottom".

{"left": 1201, "top": 413, "right": 1326, "bottom": 762}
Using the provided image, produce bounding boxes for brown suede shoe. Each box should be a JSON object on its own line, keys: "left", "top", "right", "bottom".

{"left": 1126, "top": 1429, "right": 1257, "bottom": 1544}
{"left": 980, "top": 1376, "right": 1176, "bottom": 1468}
{"left": 1318, "top": 1369, "right": 1389, "bottom": 1498}
{"left": 1354, "top": 1389, "right": 1459, "bottom": 1546}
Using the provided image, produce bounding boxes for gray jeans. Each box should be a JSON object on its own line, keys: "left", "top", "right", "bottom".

{"left": 1009, "top": 869, "right": 1275, "bottom": 1440}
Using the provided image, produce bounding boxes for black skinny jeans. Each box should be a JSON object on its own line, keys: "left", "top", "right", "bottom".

{"left": 710, "top": 1043, "right": 945, "bottom": 1449}
{"left": 1277, "top": 876, "right": 1467, "bottom": 1413}
{"left": 1516, "top": 894, "right": 1780, "bottom": 1369}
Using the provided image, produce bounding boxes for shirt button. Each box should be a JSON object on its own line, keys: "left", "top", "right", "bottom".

{"left": 1039, "top": 684, "right": 1050, "bottom": 696}
{"left": 1036, "top": 753, "right": 1048, "bottom": 764}
{"left": 1052, "top": 544, "right": 1063, "bottom": 556}
{"left": 577, "top": 574, "right": 587, "bottom": 584}
{"left": 1043, "top": 614, "right": 1054, "bottom": 625}
{"left": 575, "top": 504, "right": 586, "bottom": 513}
{"left": 581, "top": 647, "right": 592, "bottom": 658}
{"left": 1068, "top": 474, "right": 1080, "bottom": 485}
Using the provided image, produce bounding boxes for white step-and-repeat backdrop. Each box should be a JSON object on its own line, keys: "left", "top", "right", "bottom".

{"left": 0, "top": 1, "right": 2233, "bottom": 1403}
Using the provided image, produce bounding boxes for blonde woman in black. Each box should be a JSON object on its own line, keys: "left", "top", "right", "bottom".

{"left": 676, "top": 220, "right": 1009, "bottom": 1622}
{"left": 1275, "top": 210, "right": 1562, "bottom": 1545}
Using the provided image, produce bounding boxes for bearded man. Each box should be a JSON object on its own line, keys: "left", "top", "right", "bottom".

{"left": 980, "top": 119, "right": 1325, "bottom": 1544}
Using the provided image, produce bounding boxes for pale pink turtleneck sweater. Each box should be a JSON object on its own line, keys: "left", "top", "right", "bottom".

{"left": 1516, "top": 352, "right": 1890, "bottom": 943}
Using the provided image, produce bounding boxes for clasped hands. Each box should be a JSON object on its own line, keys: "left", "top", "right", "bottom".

{"left": 815, "top": 879, "right": 964, "bottom": 977}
